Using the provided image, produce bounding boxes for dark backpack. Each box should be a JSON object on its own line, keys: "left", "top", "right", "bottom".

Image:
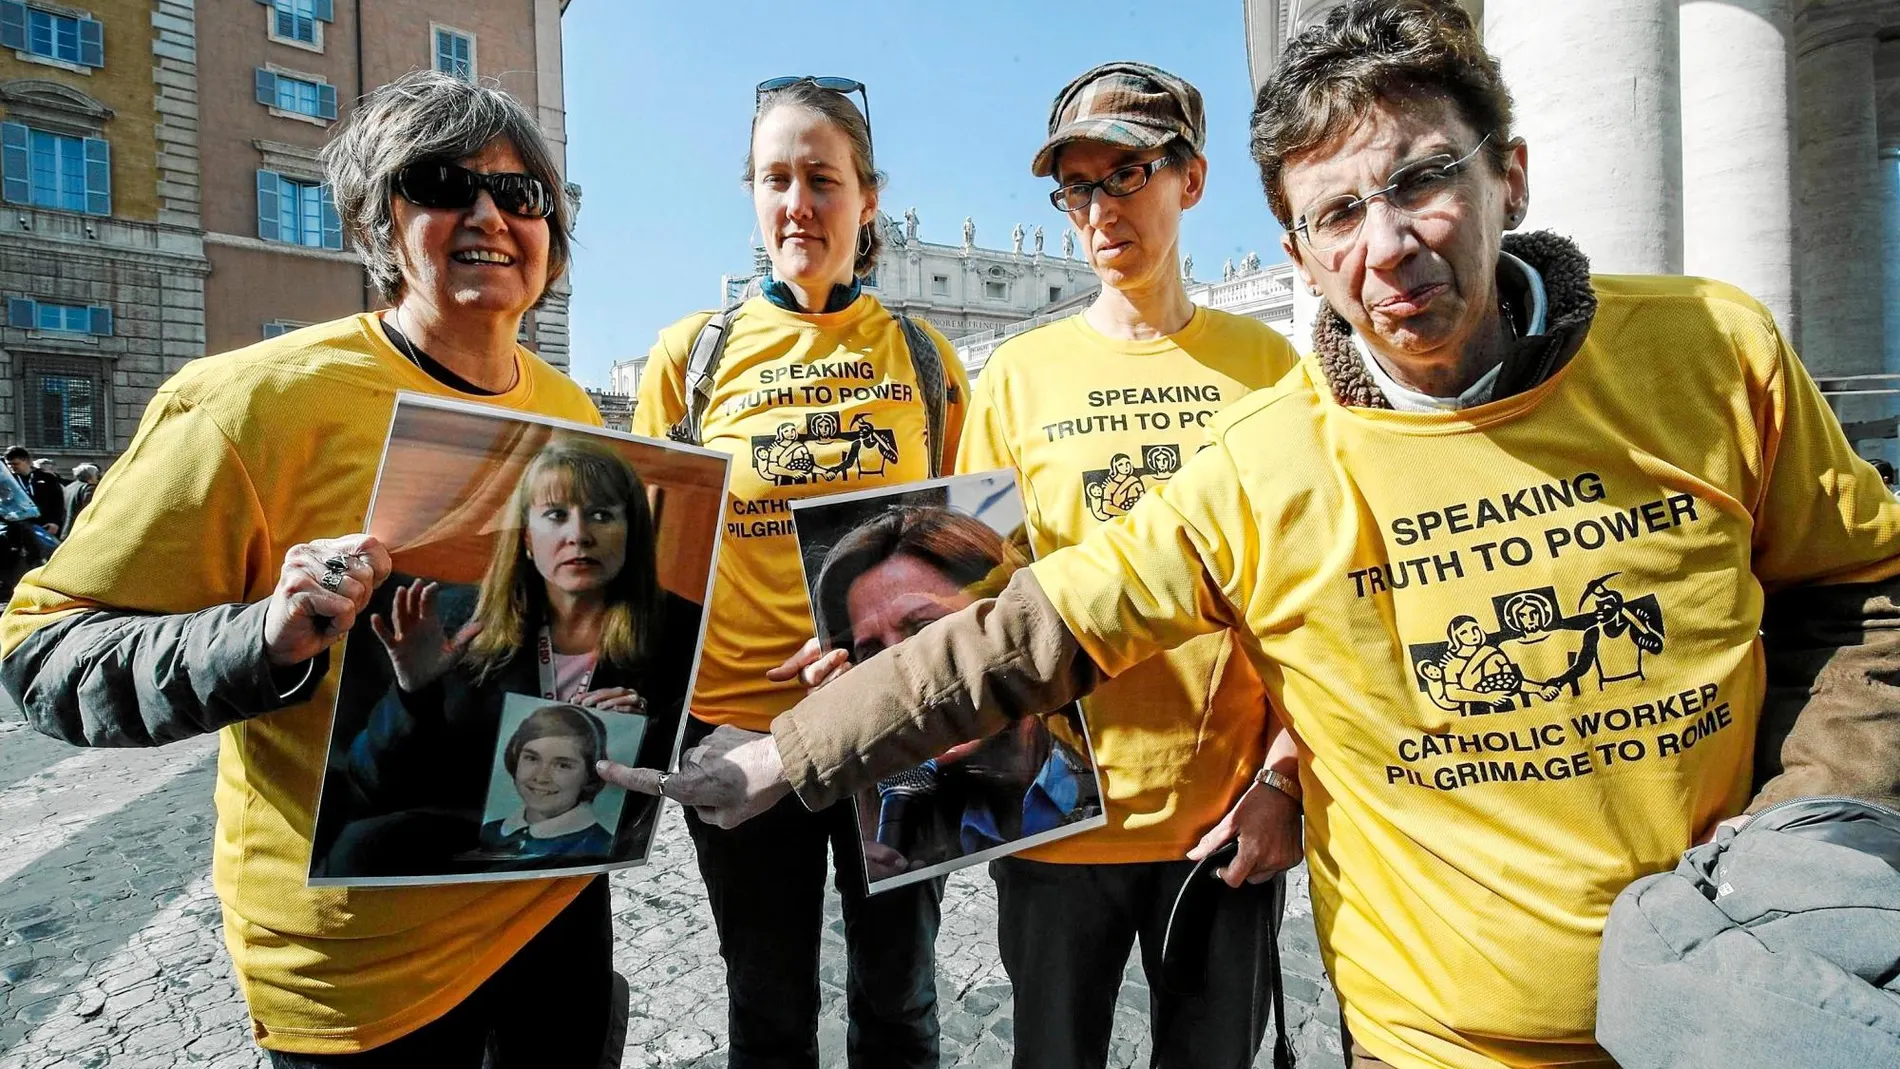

{"left": 664, "top": 305, "right": 955, "bottom": 477}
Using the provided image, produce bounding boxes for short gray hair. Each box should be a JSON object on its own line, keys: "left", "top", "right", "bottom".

{"left": 72, "top": 463, "right": 99, "bottom": 481}
{"left": 322, "top": 70, "right": 572, "bottom": 304}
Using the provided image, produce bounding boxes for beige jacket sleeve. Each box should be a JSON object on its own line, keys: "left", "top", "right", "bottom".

{"left": 770, "top": 568, "right": 1100, "bottom": 811}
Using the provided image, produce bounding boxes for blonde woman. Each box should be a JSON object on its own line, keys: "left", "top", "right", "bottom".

{"left": 323, "top": 437, "right": 694, "bottom": 872}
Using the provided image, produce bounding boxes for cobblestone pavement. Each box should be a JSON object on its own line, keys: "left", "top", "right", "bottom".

{"left": 0, "top": 720, "right": 1342, "bottom": 1068}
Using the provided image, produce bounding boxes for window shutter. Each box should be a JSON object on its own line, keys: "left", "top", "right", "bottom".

{"left": 77, "top": 17, "right": 101, "bottom": 68}
{"left": 2, "top": 122, "right": 28, "bottom": 205}
{"left": 0, "top": 2, "right": 25, "bottom": 51}
{"left": 319, "top": 184, "right": 341, "bottom": 250}
{"left": 257, "top": 170, "right": 280, "bottom": 241}
{"left": 255, "top": 68, "right": 277, "bottom": 107}
{"left": 317, "top": 83, "right": 337, "bottom": 121}
{"left": 7, "top": 298, "right": 34, "bottom": 328}
{"left": 313, "top": 0, "right": 334, "bottom": 23}
{"left": 434, "top": 30, "right": 449, "bottom": 73}
{"left": 86, "top": 305, "right": 111, "bottom": 336}
{"left": 81, "top": 137, "right": 108, "bottom": 216}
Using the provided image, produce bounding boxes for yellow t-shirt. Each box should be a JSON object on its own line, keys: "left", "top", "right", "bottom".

{"left": 0, "top": 314, "right": 604, "bottom": 1054}
{"left": 956, "top": 307, "right": 1297, "bottom": 862}
{"left": 1030, "top": 276, "right": 1900, "bottom": 1068}
{"left": 633, "top": 294, "right": 969, "bottom": 731}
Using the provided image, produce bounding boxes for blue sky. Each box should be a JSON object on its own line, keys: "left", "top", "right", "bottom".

{"left": 561, "top": 1, "right": 1291, "bottom": 389}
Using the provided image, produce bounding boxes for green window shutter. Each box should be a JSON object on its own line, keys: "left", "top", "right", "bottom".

{"left": 86, "top": 305, "right": 111, "bottom": 336}
{"left": 77, "top": 17, "right": 101, "bottom": 68}
{"left": 317, "top": 83, "right": 337, "bottom": 121}
{"left": 2, "top": 122, "right": 28, "bottom": 205}
{"left": 313, "top": 0, "right": 333, "bottom": 23}
{"left": 319, "top": 185, "right": 341, "bottom": 250}
{"left": 256, "top": 68, "right": 277, "bottom": 107}
{"left": 7, "top": 298, "right": 34, "bottom": 327}
{"left": 257, "top": 170, "right": 281, "bottom": 241}
{"left": 0, "top": 2, "right": 25, "bottom": 51}
{"left": 81, "top": 137, "right": 108, "bottom": 216}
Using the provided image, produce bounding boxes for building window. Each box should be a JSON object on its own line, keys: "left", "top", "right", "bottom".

{"left": 984, "top": 280, "right": 1007, "bottom": 301}
{"left": 262, "top": 319, "right": 307, "bottom": 339}
{"left": 0, "top": 122, "right": 108, "bottom": 215}
{"left": 256, "top": 170, "right": 341, "bottom": 250}
{"left": 21, "top": 355, "right": 101, "bottom": 450}
{"left": 931, "top": 274, "right": 949, "bottom": 296}
{"left": 262, "top": 0, "right": 332, "bottom": 50}
{"left": 433, "top": 27, "right": 474, "bottom": 81}
{"left": 1048, "top": 286, "right": 1062, "bottom": 303}
{"left": 0, "top": 3, "right": 102, "bottom": 69}
{"left": 7, "top": 297, "right": 110, "bottom": 335}
{"left": 255, "top": 69, "right": 336, "bottom": 121}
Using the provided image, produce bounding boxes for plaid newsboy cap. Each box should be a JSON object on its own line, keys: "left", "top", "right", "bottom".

{"left": 1031, "top": 60, "right": 1206, "bottom": 178}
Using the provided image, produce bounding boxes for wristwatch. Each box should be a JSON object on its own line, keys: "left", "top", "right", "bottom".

{"left": 1255, "top": 768, "right": 1302, "bottom": 806}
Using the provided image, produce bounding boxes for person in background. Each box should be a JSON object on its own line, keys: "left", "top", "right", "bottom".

{"left": 622, "top": 3, "right": 1900, "bottom": 1066}
{"left": 62, "top": 464, "right": 98, "bottom": 529}
{"left": 624, "top": 75, "right": 969, "bottom": 1069}
{"left": 952, "top": 60, "right": 1304, "bottom": 1069}
{"left": 1, "top": 71, "right": 617, "bottom": 1067}
{"left": 7, "top": 445, "right": 66, "bottom": 538}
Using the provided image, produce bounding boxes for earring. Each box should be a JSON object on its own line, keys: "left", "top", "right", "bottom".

{"left": 856, "top": 225, "right": 872, "bottom": 258}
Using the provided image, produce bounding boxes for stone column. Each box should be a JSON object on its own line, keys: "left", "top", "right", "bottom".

{"left": 1485, "top": 0, "right": 1682, "bottom": 274}
{"left": 1679, "top": 0, "right": 1795, "bottom": 340}
{"left": 1795, "top": 20, "right": 1883, "bottom": 379}
{"left": 1879, "top": 38, "right": 1900, "bottom": 374}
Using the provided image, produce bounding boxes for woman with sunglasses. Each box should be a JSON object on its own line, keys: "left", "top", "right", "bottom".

{"left": 0, "top": 71, "right": 617, "bottom": 1067}
{"left": 625, "top": 75, "right": 968, "bottom": 1069}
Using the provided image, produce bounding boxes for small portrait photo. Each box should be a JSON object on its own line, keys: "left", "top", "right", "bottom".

{"left": 308, "top": 394, "right": 728, "bottom": 887}
{"left": 471, "top": 696, "right": 647, "bottom": 864}
{"left": 790, "top": 470, "right": 1107, "bottom": 893}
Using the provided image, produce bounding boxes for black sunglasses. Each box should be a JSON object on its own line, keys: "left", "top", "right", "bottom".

{"left": 394, "top": 162, "right": 556, "bottom": 220}
{"left": 755, "top": 76, "right": 873, "bottom": 143}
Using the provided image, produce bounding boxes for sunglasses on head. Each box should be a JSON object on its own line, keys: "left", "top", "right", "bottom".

{"left": 394, "top": 161, "right": 556, "bottom": 220}
{"left": 755, "top": 76, "right": 873, "bottom": 142}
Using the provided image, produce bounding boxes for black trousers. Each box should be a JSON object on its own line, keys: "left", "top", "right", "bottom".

{"left": 991, "top": 856, "right": 1281, "bottom": 1069}
{"left": 266, "top": 874, "right": 612, "bottom": 1068}
{"left": 684, "top": 718, "right": 944, "bottom": 1069}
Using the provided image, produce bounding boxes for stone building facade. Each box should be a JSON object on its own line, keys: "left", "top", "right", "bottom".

{"left": 0, "top": 0, "right": 572, "bottom": 472}
{"left": 608, "top": 212, "right": 1101, "bottom": 400}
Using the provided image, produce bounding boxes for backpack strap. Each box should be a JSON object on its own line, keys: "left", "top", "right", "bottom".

{"left": 666, "top": 305, "right": 743, "bottom": 447}
{"left": 894, "top": 314, "right": 952, "bottom": 477}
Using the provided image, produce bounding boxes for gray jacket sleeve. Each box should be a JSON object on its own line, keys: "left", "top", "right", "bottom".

{"left": 0, "top": 598, "right": 327, "bottom": 747}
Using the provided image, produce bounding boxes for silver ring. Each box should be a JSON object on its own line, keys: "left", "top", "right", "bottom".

{"left": 319, "top": 569, "right": 345, "bottom": 593}
{"left": 322, "top": 554, "right": 351, "bottom": 574}
{"left": 655, "top": 771, "right": 672, "bottom": 794}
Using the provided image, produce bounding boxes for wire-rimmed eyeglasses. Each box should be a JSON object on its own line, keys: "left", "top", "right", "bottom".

{"left": 1292, "top": 133, "right": 1494, "bottom": 253}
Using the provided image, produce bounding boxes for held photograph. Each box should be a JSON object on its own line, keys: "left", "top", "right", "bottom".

{"left": 790, "top": 470, "right": 1107, "bottom": 893}
{"left": 307, "top": 394, "right": 729, "bottom": 887}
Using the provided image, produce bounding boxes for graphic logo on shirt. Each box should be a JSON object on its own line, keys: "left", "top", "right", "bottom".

{"left": 751, "top": 411, "right": 900, "bottom": 486}
{"left": 1407, "top": 573, "right": 1666, "bottom": 716}
{"left": 1081, "top": 443, "right": 1183, "bottom": 522}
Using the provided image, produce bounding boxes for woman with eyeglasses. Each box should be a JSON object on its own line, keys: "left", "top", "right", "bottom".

{"left": 620, "top": 76, "right": 968, "bottom": 1068}
{"left": 945, "top": 61, "right": 1304, "bottom": 1069}
{"left": 0, "top": 71, "right": 618, "bottom": 1067}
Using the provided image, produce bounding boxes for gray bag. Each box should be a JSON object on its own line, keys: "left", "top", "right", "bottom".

{"left": 1597, "top": 796, "right": 1900, "bottom": 1068}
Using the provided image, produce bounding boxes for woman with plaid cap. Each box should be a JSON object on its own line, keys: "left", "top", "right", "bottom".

{"left": 951, "top": 60, "right": 1305, "bottom": 1068}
